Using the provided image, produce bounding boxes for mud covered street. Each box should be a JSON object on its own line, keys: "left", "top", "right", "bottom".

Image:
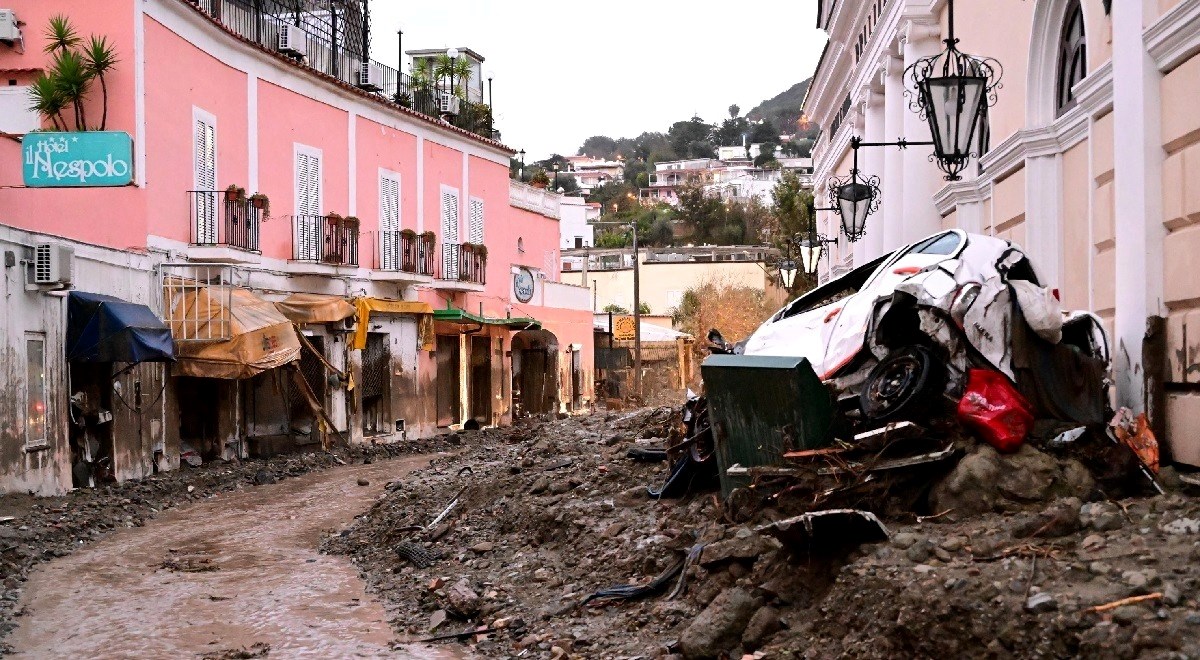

{"left": 327, "top": 410, "right": 1200, "bottom": 659}
{"left": 0, "top": 439, "right": 459, "bottom": 657}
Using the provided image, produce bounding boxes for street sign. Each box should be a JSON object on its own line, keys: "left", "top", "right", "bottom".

{"left": 613, "top": 315, "right": 636, "bottom": 341}
{"left": 23, "top": 131, "right": 134, "bottom": 187}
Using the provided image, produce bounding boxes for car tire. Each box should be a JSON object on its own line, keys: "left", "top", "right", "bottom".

{"left": 859, "top": 346, "right": 945, "bottom": 424}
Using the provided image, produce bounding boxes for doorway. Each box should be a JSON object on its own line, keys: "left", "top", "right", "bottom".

{"left": 511, "top": 329, "right": 559, "bottom": 417}
{"left": 468, "top": 335, "right": 492, "bottom": 425}
{"left": 436, "top": 334, "right": 461, "bottom": 426}
{"left": 289, "top": 335, "right": 325, "bottom": 446}
{"left": 361, "top": 332, "right": 390, "bottom": 436}
{"left": 176, "top": 376, "right": 220, "bottom": 459}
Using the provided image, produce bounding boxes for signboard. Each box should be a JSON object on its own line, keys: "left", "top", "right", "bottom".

{"left": 23, "top": 131, "right": 134, "bottom": 187}
{"left": 513, "top": 267, "right": 536, "bottom": 303}
{"left": 612, "top": 315, "right": 637, "bottom": 341}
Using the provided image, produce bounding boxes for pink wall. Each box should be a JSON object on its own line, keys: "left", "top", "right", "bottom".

{"left": 355, "top": 116, "right": 418, "bottom": 268}
{"left": 423, "top": 140, "right": 464, "bottom": 240}
{"left": 256, "top": 81, "right": 350, "bottom": 260}
{"left": 0, "top": 0, "right": 145, "bottom": 249}
{"left": 144, "top": 18, "right": 248, "bottom": 244}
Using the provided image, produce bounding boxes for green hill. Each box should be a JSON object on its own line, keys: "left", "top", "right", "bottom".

{"left": 747, "top": 78, "right": 813, "bottom": 135}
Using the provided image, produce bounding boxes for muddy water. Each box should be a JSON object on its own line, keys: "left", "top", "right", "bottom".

{"left": 10, "top": 456, "right": 467, "bottom": 659}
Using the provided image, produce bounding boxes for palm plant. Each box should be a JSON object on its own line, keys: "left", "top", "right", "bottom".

{"left": 28, "top": 74, "right": 69, "bottom": 131}
{"left": 43, "top": 15, "right": 80, "bottom": 54}
{"left": 411, "top": 58, "right": 434, "bottom": 91}
{"left": 49, "top": 49, "right": 92, "bottom": 130}
{"left": 433, "top": 54, "right": 474, "bottom": 99}
{"left": 81, "top": 35, "right": 119, "bottom": 130}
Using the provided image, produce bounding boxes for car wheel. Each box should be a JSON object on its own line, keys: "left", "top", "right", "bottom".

{"left": 859, "top": 346, "right": 944, "bottom": 423}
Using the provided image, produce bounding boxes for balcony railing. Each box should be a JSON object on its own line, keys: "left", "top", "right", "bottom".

{"left": 441, "top": 243, "right": 486, "bottom": 285}
{"left": 187, "top": 0, "right": 496, "bottom": 140}
{"left": 378, "top": 230, "right": 435, "bottom": 275}
{"left": 189, "top": 190, "right": 262, "bottom": 252}
{"left": 292, "top": 215, "right": 359, "bottom": 266}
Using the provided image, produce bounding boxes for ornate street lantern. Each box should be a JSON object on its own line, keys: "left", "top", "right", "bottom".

{"left": 779, "top": 259, "right": 799, "bottom": 290}
{"left": 827, "top": 169, "right": 881, "bottom": 243}
{"left": 904, "top": 0, "right": 1003, "bottom": 180}
{"left": 797, "top": 237, "right": 823, "bottom": 276}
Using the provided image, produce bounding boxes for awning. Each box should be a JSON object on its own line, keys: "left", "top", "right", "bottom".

{"left": 274, "top": 293, "right": 357, "bottom": 325}
{"left": 434, "top": 308, "right": 542, "bottom": 330}
{"left": 168, "top": 286, "right": 301, "bottom": 379}
{"left": 352, "top": 298, "right": 435, "bottom": 351}
{"left": 67, "top": 291, "right": 175, "bottom": 363}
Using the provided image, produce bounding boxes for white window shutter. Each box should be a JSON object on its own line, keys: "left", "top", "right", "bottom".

{"left": 441, "top": 189, "right": 460, "bottom": 278}
{"left": 295, "top": 151, "right": 322, "bottom": 260}
{"left": 194, "top": 117, "right": 217, "bottom": 243}
{"left": 379, "top": 173, "right": 400, "bottom": 270}
{"left": 468, "top": 198, "right": 484, "bottom": 244}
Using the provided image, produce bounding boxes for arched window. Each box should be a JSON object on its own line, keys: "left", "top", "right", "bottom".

{"left": 1056, "top": 1, "right": 1087, "bottom": 114}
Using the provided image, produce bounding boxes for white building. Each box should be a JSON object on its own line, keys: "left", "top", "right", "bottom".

{"left": 559, "top": 197, "right": 600, "bottom": 250}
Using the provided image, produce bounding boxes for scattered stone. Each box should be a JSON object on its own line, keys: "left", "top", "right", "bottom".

{"left": 446, "top": 579, "right": 481, "bottom": 617}
{"left": 470, "top": 541, "right": 495, "bottom": 554}
{"left": 1162, "top": 518, "right": 1200, "bottom": 535}
{"left": 529, "top": 477, "right": 551, "bottom": 495}
{"left": 891, "top": 532, "right": 919, "bottom": 550}
{"left": 678, "top": 588, "right": 759, "bottom": 660}
{"left": 429, "top": 609, "right": 448, "bottom": 631}
{"left": 1164, "top": 582, "right": 1184, "bottom": 607}
{"left": 356, "top": 478, "right": 370, "bottom": 487}
{"left": 1025, "top": 592, "right": 1057, "bottom": 613}
{"left": 741, "top": 606, "right": 782, "bottom": 650}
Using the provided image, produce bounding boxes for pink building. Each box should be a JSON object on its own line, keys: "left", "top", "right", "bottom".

{"left": 0, "top": 0, "right": 593, "bottom": 495}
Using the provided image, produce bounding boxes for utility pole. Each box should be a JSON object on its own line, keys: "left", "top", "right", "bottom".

{"left": 631, "top": 218, "right": 642, "bottom": 400}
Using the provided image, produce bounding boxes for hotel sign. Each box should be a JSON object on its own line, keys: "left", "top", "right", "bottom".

{"left": 23, "top": 131, "right": 134, "bottom": 187}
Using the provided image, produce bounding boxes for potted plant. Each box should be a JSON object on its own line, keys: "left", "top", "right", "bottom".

{"left": 224, "top": 184, "right": 246, "bottom": 202}
{"left": 400, "top": 228, "right": 417, "bottom": 238}
{"left": 530, "top": 170, "right": 550, "bottom": 189}
{"left": 249, "top": 192, "right": 270, "bottom": 215}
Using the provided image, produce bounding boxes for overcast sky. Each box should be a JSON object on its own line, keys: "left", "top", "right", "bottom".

{"left": 368, "top": 2, "right": 827, "bottom": 160}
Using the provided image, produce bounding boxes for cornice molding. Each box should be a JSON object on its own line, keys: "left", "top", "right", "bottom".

{"left": 1145, "top": 0, "right": 1200, "bottom": 73}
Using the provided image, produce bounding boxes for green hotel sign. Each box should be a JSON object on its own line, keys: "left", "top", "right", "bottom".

{"left": 23, "top": 131, "right": 134, "bottom": 187}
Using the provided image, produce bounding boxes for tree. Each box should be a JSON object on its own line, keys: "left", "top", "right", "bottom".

{"left": 81, "top": 35, "right": 118, "bottom": 130}
{"left": 770, "top": 171, "right": 815, "bottom": 242}
{"left": 27, "top": 16, "right": 118, "bottom": 132}
{"left": 668, "top": 116, "right": 715, "bottom": 159}
{"left": 714, "top": 115, "right": 751, "bottom": 150}
{"left": 728, "top": 104, "right": 741, "bottom": 119}
{"left": 675, "top": 180, "right": 727, "bottom": 244}
{"left": 603, "top": 302, "right": 651, "bottom": 315}
{"left": 579, "top": 136, "right": 618, "bottom": 160}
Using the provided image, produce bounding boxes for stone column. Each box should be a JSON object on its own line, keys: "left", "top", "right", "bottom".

{"left": 882, "top": 49, "right": 907, "bottom": 254}
{"left": 1111, "top": 0, "right": 1165, "bottom": 414}
{"left": 861, "top": 75, "right": 887, "bottom": 261}
{"left": 900, "top": 20, "right": 945, "bottom": 245}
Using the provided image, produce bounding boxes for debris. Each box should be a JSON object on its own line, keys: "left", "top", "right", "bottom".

{"left": 446, "top": 579, "right": 481, "bottom": 617}
{"left": 428, "top": 609, "right": 448, "bottom": 631}
{"left": 356, "top": 478, "right": 370, "bottom": 487}
{"left": 1161, "top": 518, "right": 1200, "bottom": 535}
{"left": 956, "top": 369, "right": 1034, "bottom": 453}
{"left": 741, "top": 606, "right": 783, "bottom": 650}
{"left": 395, "top": 541, "right": 436, "bottom": 568}
{"left": 757, "top": 509, "right": 889, "bottom": 554}
{"left": 200, "top": 642, "right": 270, "bottom": 659}
{"left": 1025, "top": 592, "right": 1057, "bottom": 613}
{"left": 417, "top": 626, "right": 497, "bottom": 644}
{"left": 579, "top": 555, "right": 687, "bottom": 607}
{"left": 1088, "top": 593, "right": 1163, "bottom": 613}
{"left": 627, "top": 447, "right": 668, "bottom": 463}
{"left": 1110, "top": 409, "right": 1159, "bottom": 473}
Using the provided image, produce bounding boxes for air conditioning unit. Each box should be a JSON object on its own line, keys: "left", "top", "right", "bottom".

{"left": 277, "top": 23, "right": 305, "bottom": 57}
{"left": 0, "top": 10, "right": 20, "bottom": 44}
{"left": 439, "top": 94, "right": 460, "bottom": 116}
{"left": 357, "top": 63, "right": 384, "bottom": 92}
{"left": 32, "top": 244, "right": 73, "bottom": 287}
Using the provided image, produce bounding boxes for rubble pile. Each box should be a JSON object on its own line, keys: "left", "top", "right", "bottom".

{"left": 0, "top": 438, "right": 454, "bottom": 651}
{"left": 327, "top": 410, "right": 1200, "bottom": 659}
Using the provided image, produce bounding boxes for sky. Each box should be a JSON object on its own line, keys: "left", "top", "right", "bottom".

{"left": 368, "top": 2, "right": 828, "bottom": 160}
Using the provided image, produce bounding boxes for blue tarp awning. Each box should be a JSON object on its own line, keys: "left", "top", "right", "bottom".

{"left": 67, "top": 291, "right": 176, "bottom": 363}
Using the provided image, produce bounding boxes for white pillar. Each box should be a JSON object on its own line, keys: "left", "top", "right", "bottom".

{"left": 1024, "top": 154, "right": 1062, "bottom": 287}
{"left": 901, "top": 21, "right": 944, "bottom": 245}
{"left": 861, "top": 80, "right": 887, "bottom": 261}
{"left": 1111, "top": 0, "right": 1165, "bottom": 413}
{"left": 882, "top": 50, "right": 907, "bottom": 254}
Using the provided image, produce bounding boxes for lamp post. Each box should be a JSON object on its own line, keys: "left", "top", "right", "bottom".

{"left": 819, "top": 136, "right": 931, "bottom": 242}
{"left": 518, "top": 149, "right": 525, "bottom": 179}
{"left": 904, "top": 0, "right": 1003, "bottom": 180}
{"left": 553, "top": 163, "right": 560, "bottom": 191}
{"left": 486, "top": 70, "right": 494, "bottom": 137}
{"left": 446, "top": 47, "right": 459, "bottom": 98}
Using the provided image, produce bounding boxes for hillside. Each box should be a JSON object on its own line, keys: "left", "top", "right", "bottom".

{"left": 747, "top": 78, "right": 813, "bottom": 135}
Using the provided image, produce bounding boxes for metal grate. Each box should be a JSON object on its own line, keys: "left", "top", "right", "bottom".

{"left": 34, "top": 244, "right": 51, "bottom": 282}
{"left": 160, "top": 264, "right": 236, "bottom": 342}
{"left": 361, "top": 332, "right": 388, "bottom": 399}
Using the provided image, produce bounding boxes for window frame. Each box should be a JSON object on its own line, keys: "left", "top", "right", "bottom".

{"left": 1055, "top": 1, "right": 1088, "bottom": 116}
{"left": 24, "top": 334, "right": 49, "bottom": 451}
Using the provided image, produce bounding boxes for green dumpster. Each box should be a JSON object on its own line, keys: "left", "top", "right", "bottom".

{"left": 702, "top": 354, "right": 834, "bottom": 498}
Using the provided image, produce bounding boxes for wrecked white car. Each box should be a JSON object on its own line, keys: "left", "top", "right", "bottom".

{"left": 741, "top": 230, "right": 1111, "bottom": 425}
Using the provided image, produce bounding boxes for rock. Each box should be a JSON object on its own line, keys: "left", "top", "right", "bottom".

{"left": 356, "top": 478, "right": 370, "bottom": 487}
{"left": 616, "top": 487, "right": 646, "bottom": 506}
{"left": 253, "top": 469, "right": 275, "bottom": 485}
{"left": 678, "top": 587, "right": 759, "bottom": 659}
{"left": 939, "top": 536, "right": 966, "bottom": 553}
{"left": 1058, "top": 459, "right": 1095, "bottom": 499}
{"left": 890, "top": 532, "right": 919, "bottom": 550}
{"left": 995, "top": 445, "right": 1058, "bottom": 502}
{"left": 446, "top": 579, "right": 481, "bottom": 617}
{"left": 905, "top": 539, "right": 934, "bottom": 563}
{"left": 1185, "top": 611, "right": 1200, "bottom": 626}
{"left": 700, "top": 535, "right": 779, "bottom": 566}
{"left": 1164, "top": 582, "right": 1183, "bottom": 607}
{"left": 1162, "top": 518, "right": 1200, "bottom": 535}
{"left": 429, "top": 609, "right": 448, "bottom": 631}
{"left": 1081, "top": 534, "right": 1106, "bottom": 551}
{"left": 1025, "top": 592, "right": 1057, "bottom": 613}
{"left": 1012, "top": 498, "right": 1082, "bottom": 538}
{"left": 929, "top": 445, "right": 1002, "bottom": 517}
{"left": 1081, "top": 502, "right": 1125, "bottom": 532}
{"left": 1123, "top": 569, "right": 1161, "bottom": 594}
{"left": 1112, "top": 605, "right": 1141, "bottom": 626}
{"left": 603, "top": 522, "right": 626, "bottom": 538}
{"left": 470, "top": 541, "right": 495, "bottom": 554}
{"left": 529, "top": 477, "right": 551, "bottom": 495}
{"left": 548, "top": 479, "right": 579, "bottom": 495}
{"left": 741, "top": 606, "right": 782, "bottom": 650}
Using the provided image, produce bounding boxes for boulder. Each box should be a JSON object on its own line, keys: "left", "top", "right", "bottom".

{"left": 678, "top": 587, "right": 760, "bottom": 659}
{"left": 741, "top": 606, "right": 783, "bottom": 650}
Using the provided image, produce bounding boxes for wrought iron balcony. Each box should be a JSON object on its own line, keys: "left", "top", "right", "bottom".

{"left": 292, "top": 215, "right": 359, "bottom": 267}
{"left": 440, "top": 243, "right": 486, "bottom": 286}
{"left": 377, "top": 230, "right": 435, "bottom": 277}
{"left": 189, "top": 190, "right": 262, "bottom": 253}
